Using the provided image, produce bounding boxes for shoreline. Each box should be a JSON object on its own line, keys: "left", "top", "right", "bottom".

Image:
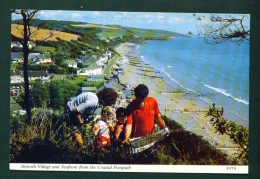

{"left": 115, "top": 43, "right": 240, "bottom": 156}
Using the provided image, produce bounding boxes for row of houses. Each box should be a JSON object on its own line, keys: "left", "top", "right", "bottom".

{"left": 11, "top": 41, "right": 35, "bottom": 49}
{"left": 10, "top": 70, "right": 51, "bottom": 84}
{"left": 11, "top": 49, "right": 113, "bottom": 76}
{"left": 11, "top": 52, "right": 52, "bottom": 65}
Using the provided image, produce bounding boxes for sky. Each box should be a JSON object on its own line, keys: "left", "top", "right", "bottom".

{"left": 12, "top": 10, "right": 250, "bottom": 35}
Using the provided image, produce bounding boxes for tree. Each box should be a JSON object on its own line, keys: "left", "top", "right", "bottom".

{"left": 11, "top": 10, "right": 54, "bottom": 123}
{"left": 30, "top": 79, "right": 50, "bottom": 107}
{"left": 190, "top": 14, "right": 250, "bottom": 45}
{"left": 48, "top": 80, "right": 80, "bottom": 109}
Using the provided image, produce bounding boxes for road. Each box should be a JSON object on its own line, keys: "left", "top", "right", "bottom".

{"left": 102, "top": 54, "right": 121, "bottom": 76}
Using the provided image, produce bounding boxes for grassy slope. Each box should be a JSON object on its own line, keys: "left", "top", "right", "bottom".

{"left": 11, "top": 24, "right": 80, "bottom": 41}
{"left": 12, "top": 19, "right": 190, "bottom": 42}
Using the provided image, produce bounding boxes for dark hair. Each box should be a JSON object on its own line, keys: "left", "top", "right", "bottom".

{"left": 96, "top": 88, "right": 118, "bottom": 106}
{"left": 116, "top": 107, "right": 127, "bottom": 118}
{"left": 134, "top": 84, "right": 149, "bottom": 98}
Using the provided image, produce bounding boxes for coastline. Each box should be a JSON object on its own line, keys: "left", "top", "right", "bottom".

{"left": 116, "top": 43, "right": 240, "bottom": 156}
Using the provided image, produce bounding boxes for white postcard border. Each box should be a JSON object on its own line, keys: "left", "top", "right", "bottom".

{"left": 10, "top": 163, "right": 248, "bottom": 174}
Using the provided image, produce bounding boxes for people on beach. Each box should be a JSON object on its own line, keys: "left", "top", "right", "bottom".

{"left": 113, "top": 107, "right": 127, "bottom": 144}
{"left": 93, "top": 106, "right": 115, "bottom": 151}
{"left": 123, "top": 84, "right": 168, "bottom": 143}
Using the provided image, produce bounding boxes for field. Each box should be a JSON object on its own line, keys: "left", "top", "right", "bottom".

{"left": 11, "top": 24, "right": 80, "bottom": 41}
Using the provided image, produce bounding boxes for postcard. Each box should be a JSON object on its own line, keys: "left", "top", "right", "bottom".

{"left": 9, "top": 10, "right": 249, "bottom": 174}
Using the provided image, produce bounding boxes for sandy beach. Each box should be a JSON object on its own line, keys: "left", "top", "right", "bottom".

{"left": 115, "top": 43, "right": 240, "bottom": 156}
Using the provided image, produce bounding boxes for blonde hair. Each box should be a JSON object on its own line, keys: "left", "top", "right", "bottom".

{"left": 101, "top": 106, "right": 114, "bottom": 120}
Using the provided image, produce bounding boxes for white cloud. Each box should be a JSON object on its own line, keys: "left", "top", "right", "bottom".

{"left": 92, "top": 11, "right": 100, "bottom": 16}
{"left": 168, "top": 17, "right": 181, "bottom": 23}
{"left": 38, "top": 10, "right": 63, "bottom": 20}
{"left": 71, "top": 13, "right": 82, "bottom": 18}
{"left": 144, "top": 14, "right": 150, "bottom": 19}
{"left": 156, "top": 13, "right": 164, "bottom": 19}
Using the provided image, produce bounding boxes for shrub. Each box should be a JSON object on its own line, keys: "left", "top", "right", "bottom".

{"left": 10, "top": 108, "right": 246, "bottom": 164}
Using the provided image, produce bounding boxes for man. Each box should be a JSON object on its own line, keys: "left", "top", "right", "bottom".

{"left": 123, "top": 84, "right": 167, "bottom": 143}
{"left": 66, "top": 88, "right": 118, "bottom": 147}
{"left": 67, "top": 88, "right": 118, "bottom": 126}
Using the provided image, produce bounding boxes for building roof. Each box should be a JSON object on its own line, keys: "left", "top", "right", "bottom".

{"left": 87, "top": 74, "right": 104, "bottom": 78}
{"left": 28, "top": 71, "right": 50, "bottom": 77}
{"left": 11, "top": 52, "right": 23, "bottom": 59}
{"left": 10, "top": 70, "right": 22, "bottom": 76}
{"left": 82, "top": 87, "right": 97, "bottom": 92}
{"left": 64, "top": 59, "right": 77, "bottom": 64}
{"left": 10, "top": 97, "right": 22, "bottom": 111}
{"left": 86, "top": 63, "right": 102, "bottom": 70}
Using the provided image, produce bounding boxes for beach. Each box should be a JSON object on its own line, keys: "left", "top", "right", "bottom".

{"left": 115, "top": 43, "right": 240, "bottom": 156}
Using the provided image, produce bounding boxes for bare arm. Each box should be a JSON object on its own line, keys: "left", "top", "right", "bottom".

{"left": 123, "top": 124, "right": 132, "bottom": 144}
{"left": 114, "top": 125, "right": 123, "bottom": 140}
{"left": 156, "top": 113, "right": 166, "bottom": 129}
{"left": 72, "top": 108, "right": 83, "bottom": 125}
{"left": 107, "top": 122, "right": 114, "bottom": 133}
{"left": 93, "top": 123, "right": 100, "bottom": 136}
{"left": 156, "top": 113, "right": 170, "bottom": 136}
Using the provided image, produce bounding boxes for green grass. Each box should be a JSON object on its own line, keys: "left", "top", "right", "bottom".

{"left": 34, "top": 45, "right": 56, "bottom": 52}
{"left": 99, "top": 29, "right": 126, "bottom": 38}
{"left": 65, "top": 75, "right": 87, "bottom": 85}
{"left": 65, "top": 75, "right": 103, "bottom": 87}
{"left": 10, "top": 108, "right": 246, "bottom": 164}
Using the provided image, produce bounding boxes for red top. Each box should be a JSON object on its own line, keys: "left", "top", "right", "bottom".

{"left": 126, "top": 97, "right": 160, "bottom": 138}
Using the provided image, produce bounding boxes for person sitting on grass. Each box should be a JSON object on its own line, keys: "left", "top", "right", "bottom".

{"left": 93, "top": 106, "right": 115, "bottom": 151}
{"left": 113, "top": 107, "right": 127, "bottom": 145}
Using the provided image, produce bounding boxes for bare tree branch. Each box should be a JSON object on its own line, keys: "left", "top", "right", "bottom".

{"left": 11, "top": 9, "right": 55, "bottom": 123}
{"left": 193, "top": 14, "right": 250, "bottom": 45}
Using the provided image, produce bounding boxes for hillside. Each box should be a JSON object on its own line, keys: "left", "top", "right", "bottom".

{"left": 11, "top": 24, "right": 80, "bottom": 41}
{"left": 11, "top": 19, "right": 190, "bottom": 41}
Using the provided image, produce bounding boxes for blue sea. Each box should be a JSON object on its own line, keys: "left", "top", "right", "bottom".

{"left": 131, "top": 38, "right": 249, "bottom": 127}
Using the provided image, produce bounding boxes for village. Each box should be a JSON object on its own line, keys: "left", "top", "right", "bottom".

{"left": 10, "top": 41, "right": 132, "bottom": 116}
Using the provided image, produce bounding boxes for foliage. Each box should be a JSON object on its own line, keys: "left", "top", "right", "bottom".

{"left": 30, "top": 79, "right": 50, "bottom": 107}
{"left": 191, "top": 14, "right": 250, "bottom": 45}
{"left": 205, "top": 103, "right": 249, "bottom": 161}
{"left": 10, "top": 110, "right": 245, "bottom": 165}
{"left": 48, "top": 80, "right": 80, "bottom": 110}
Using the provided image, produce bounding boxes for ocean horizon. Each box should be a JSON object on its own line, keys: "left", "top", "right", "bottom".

{"left": 131, "top": 38, "right": 249, "bottom": 127}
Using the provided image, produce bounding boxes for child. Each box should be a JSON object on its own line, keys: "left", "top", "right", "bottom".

{"left": 93, "top": 106, "right": 115, "bottom": 150}
{"left": 113, "top": 107, "right": 127, "bottom": 144}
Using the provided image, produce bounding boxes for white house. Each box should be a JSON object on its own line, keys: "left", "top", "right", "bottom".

{"left": 79, "top": 64, "right": 102, "bottom": 76}
{"left": 11, "top": 52, "right": 52, "bottom": 64}
{"left": 28, "top": 53, "right": 52, "bottom": 64}
{"left": 10, "top": 70, "right": 23, "bottom": 84}
{"left": 28, "top": 70, "right": 51, "bottom": 81}
{"left": 11, "top": 41, "right": 35, "bottom": 49}
{"left": 64, "top": 60, "right": 78, "bottom": 68}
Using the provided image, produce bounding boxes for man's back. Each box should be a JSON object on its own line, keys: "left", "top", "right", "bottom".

{"left": 126, "top": 96, "right": 160, "bottom": 138}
